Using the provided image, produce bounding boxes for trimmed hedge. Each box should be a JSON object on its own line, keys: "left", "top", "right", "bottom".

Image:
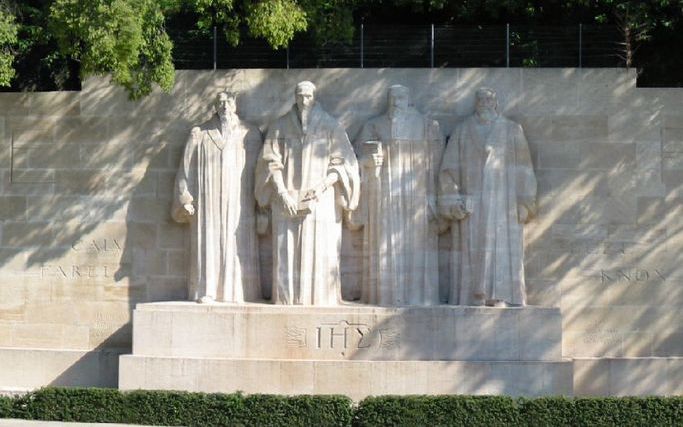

{"left": 5, "top": 388, "right": 353, "bottom": 426}
{"left": 3, "top": 389, "right": 683, "bottom": 426}
{"left": 354, "top": 396, "right": 520, "bottom": 426}
{"left": 356, "top": 396, "right": 683, "bottom": 426}
{"left": 519, "top": 396, "right": 683, "bottom": 426}
{"left": 0, "top": 394, "right": 11, "bottom": 418}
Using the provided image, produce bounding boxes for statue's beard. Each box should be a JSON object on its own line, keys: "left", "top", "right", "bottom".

{"left": 476, "top": 108, "right": 497, "bottom": 123}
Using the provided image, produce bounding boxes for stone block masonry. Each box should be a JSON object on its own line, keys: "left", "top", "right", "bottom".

{"left": 0, "top": 69, "right": 681, "bottom": 395}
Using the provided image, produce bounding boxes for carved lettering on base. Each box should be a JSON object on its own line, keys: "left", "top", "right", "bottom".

{"left": 285, "top": 320, "right": 399, "bottom": 355}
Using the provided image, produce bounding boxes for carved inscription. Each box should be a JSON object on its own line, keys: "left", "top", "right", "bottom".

{"left": 72, "top": 239, "right": 123, "bottom": 253}
{"left": 285, "top": 320, "right": 399, "bottom": 355}
{"left": 41, "top": 264, "right": 115, "bottom": 280}
{"left": 600, "top": 268, "right": 665, "bottom": 284}
{"left": 583, "top": 329, "right": 621, "bottom": 345}
{"left": 91, "top": 312, "right": 131, "bottom": 343}
{"left": 36, "top": 237, "right": 125, "bottom": 281}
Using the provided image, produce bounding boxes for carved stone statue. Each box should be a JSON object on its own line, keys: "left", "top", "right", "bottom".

{"left": 350, "top": 85, "right": 444, "bottom": 305}
{"left": 255, "top": 81, "right": 360, "bottom": 305}
{"left": 172, "top": 92, "right": 262, "bottom": 303}
{"left": 438, "top": 87, "right": 537, "bottom": 307}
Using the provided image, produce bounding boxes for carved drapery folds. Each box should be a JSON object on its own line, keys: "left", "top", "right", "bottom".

{"left": 255, "top": 81, "right": 360, "bottom": 305}
{"left": 349, "top": 85, "right": 444, "bottom": 306}
{"left": 172, "top": 92, "right": 262, "bottom": 303}
{"left": 438, "top": 88, "right": 537, "bottom": 307}
{"left": 172, "top": 83, "right": 537, "bottom": 307}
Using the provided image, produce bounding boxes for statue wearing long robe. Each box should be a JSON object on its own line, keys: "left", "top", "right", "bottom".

{"left": 351, "top": 107, "right": 444, "bottom": 306}
{"left": 439, "top": 113, "right": 536, "bottom": 306}
{"left": 255, "top": 103, "right": 360, "bottom": 305}
{"left": 172, "top": 115, "right": 262, "bottom": 303}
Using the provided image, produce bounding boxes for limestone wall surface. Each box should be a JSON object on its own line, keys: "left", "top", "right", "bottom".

{"left": 0, "top": 69, "right": 682, "bottom": 394}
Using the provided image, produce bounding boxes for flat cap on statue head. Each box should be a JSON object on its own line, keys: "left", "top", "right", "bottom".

{"left": 475, "top": 87, "right": 498, "bottom": 104}
{"left": 216, "top": 90, "right": 238, "bottom": 100}
{"left": 295, "top": 81, "right": 316, "bottom": 95}
{"left": 388, "top": 84, "right": 410, "bottom": 97}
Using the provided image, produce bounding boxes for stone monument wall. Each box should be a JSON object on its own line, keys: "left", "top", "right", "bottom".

{"left": 0, "top": 69, "right": 681, "bottom": 395}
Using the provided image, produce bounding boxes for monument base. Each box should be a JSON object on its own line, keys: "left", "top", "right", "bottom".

{"left": 128, "top": 302, "right": 563, "bottom": 361}
{"left": 119, "top": 302, "right": 571, "bottom": 399}
{"left": 119, "top": 356, "right": 573, "bottom": 400}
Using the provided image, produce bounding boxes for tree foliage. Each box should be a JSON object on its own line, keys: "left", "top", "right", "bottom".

{"left": 245, "top": 0, "right": 308, "bottom": 48}
{"left": 49, "top": 0, "right": 175, "bottom": 99}
{"left": 0, "top": 0, "right": 682, "bottom": 97}
{"left": 0, "top": 1, "right": 18, "bottom": 86}
{"left": 590, "top": 0, "right": 683, "bottom": 67}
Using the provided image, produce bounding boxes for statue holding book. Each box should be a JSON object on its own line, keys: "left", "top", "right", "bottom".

{"left": 438, "top": 87, "right": 537, "bottom": 307}
{"left": 350, "top": 85, "right": 445, "bottom": 306}
{"left": 255, "top": 81, "right": 361, "bottom": 305}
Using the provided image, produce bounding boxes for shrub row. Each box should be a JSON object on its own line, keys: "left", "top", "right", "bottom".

{"left": 355, "top": 396, "right": 683, "bottom": 426}
{"left": 2, "top": 389, "right": 683, "bottom": 426}
{"left": 0, "top": 388, "right": 352, "bottom": 426}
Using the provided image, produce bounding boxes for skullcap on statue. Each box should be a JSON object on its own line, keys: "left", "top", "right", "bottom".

{"left": 295, "top": 81, "right": 316, "bottom": 94}
{"left": 476, "top": 87, "right": 497, "bottom": 98}
{"left": 388, "top": 84, "right": 410, "bottom": 96}
{"left": 216, "top": 90, "right": 238, "bottom": 99}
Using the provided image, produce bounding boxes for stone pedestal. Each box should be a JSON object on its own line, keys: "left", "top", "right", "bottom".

{"left": 119, "top": 303, "right": 572, "bottom": 399}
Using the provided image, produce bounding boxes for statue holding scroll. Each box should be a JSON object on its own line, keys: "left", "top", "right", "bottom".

{"left": 172, "top": 92, "right": 262, "bottom": 303}
{"left": 438, "top": 87, "right": 537, "bottom": 307}
{"left": 351, "top": 85, "right": 444, "bottom": 305}
{"left": 255, "top": 81, "right": 360, "bottom": 305}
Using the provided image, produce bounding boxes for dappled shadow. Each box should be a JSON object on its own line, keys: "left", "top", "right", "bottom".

{"left": 338, "top": 302, "right": 568, "bottom": 395}
{"left": 514, "top": 70, "right": 683, "bottom": 395}
{"left": 0, "top": 69, "right": 681, "bottom": 395}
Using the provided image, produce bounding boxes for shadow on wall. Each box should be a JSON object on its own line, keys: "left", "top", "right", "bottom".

{"left": 516, "top": 84, "right": 683, "bottom": 394}
{"left": 0, "top": 68, "right": 680, "bottom": 392}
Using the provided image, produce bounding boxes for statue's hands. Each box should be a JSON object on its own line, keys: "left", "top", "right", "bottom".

{"left": 438, "top": 195, "right": 470, "bottom": 221}
{"left": 451, "top": 201, "right": 470, "bottom": 220}
{"left": 518, "top": 205, "right": 530, "bottom": 224}
{"left": 302, "top": 183, "right": 326, "bottom": 202}
{"left": 183, "top": 203, "right": 195, "bottom": 216}
{"left": 279, "top": 192, "right": 298, "bottom": 217}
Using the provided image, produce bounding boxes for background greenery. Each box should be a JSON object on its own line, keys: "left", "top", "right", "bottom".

{"left": 0, "top": 0, "right": 682, "bottom": 98}
{"left": 2, "top": 389, "right": 683, "bottom": 426}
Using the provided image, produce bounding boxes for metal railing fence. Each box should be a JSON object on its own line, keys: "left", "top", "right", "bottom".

{"left": 169, "top": 24, "right": 623, "bottom": 70}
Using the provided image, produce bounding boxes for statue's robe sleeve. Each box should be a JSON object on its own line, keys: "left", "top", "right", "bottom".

{"left": 426, "top": 118, "right": 445, "bottom": 223}
{"left": 172, "top": 126, "right": 200, "bottom": 223}
{"left": 346, "top": 119, "right": 379, "bottom": 230}
{"left": 437, "top": 124, "right": 464, "bottom": 221}
{"left": 255, "top": 123, "right": 285, "bottom": 209}
{"left": 512, "top": 123, "right": 537, "bottom": 218}
{"left": 328, "top": 119, "right": 361, "bottom": 212}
